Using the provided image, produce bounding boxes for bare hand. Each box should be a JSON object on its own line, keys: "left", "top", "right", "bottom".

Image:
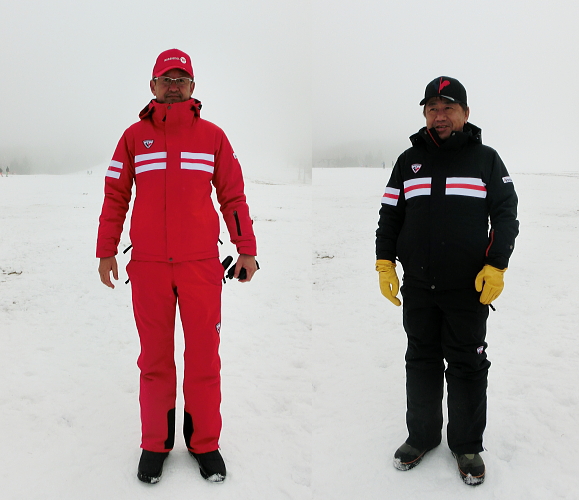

{"left": 98, "top": 256, "right": 118, "bottom": 288}
{"left": 234, "top": 254, "right": 258, "bottom": 282}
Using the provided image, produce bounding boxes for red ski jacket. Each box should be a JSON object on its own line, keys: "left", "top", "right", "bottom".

{"left": 97, "top": 98, "right": 257, "bottom": 262}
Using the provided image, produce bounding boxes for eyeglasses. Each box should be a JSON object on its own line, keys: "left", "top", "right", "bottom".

{"left": 153, "top": 76, "right": 194, "bottom": 88}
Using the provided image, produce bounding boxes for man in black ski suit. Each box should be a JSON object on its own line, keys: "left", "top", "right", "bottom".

{"left": 375, "top": 76, "right": 518, "bottom": 486}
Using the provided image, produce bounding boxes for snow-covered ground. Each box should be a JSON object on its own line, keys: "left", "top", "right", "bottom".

{"left": 1, "top": 167, "right": 578, "bottom": 499}
{"left": 313, "top": 168, "right": 579, "bottom": 500}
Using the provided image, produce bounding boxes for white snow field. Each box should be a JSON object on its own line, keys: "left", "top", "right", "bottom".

{"left": 1, "top": 167, "right": 578, "bottom": 499}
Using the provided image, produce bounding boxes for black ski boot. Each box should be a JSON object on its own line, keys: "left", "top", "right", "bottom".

{"left": 137, "top": 450, "right": 169, "bottom": 484}
{"left": 452, "top": 452, "right": 485, "bottom": 486}
{"left": 189, "top": 449, "right": 226, "bottom": 483}
{"left": 393, "top": 442, "right": 431, "bottom": 471}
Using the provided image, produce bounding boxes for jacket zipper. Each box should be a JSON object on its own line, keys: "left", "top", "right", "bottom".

{"left": 233, "top": 211, "right": 242, "bottom": 236}
{"left": 485, "top": 229, "right": 495, "bottom": 257}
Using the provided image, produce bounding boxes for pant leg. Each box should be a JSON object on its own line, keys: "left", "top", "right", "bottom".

{"left": 174, "top": 259, "right": 223, "bottom": 453}
{"left": 127, "top": 260, "right": 177, "bottom": 452}
{"left": 401, "top": 286, "right": 445, "bottom": 450}
{"left": 438, "top": 289, "right": 490, "bottom": 455}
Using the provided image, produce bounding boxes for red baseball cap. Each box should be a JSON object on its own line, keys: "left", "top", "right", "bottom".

{"left": 152, "top": 49, "right": 194, "bottom": 78}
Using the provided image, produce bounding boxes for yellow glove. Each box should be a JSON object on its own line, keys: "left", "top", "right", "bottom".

{"left": 475, "top": 265, "right": 507, "bottom": 305}
{"left": 376, "top": 259, "right": 401, "bottom": 306}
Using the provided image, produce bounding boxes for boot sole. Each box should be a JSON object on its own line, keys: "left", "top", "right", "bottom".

{"left": 460, "top": 472, "right": 485, "bottom": 486}
{"left": 137, "top": 471, "right": 162, "bottom": 484}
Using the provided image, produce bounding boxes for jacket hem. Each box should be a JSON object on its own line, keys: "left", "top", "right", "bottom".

{"left": 131, "top": 250, "right": 219, "bottom": 262}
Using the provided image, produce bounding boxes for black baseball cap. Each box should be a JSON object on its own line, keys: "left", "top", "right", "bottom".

{"left": 420, "top": 76, "right": 467, "bottom": 106}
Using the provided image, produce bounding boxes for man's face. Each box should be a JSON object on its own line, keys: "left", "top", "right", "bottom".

{"left": 424, "top": 97, "right": 469, "bottom": 140}
{"left": 150, "top": 68, "right": 195, "bottom": 104}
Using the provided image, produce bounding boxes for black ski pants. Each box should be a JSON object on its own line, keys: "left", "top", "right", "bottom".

{"left": 401, "top": 285, "right": 490, "bottom": 455}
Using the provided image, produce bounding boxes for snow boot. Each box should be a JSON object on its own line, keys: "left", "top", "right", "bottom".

{"left": 189, "top": 449, "right": 226, "bottom": 483}
{"left": 137, "top": 450, "right": 169, "bottom": 484}
{"left": 393, "top": 442, "right": 431, "bottom": 471}
{"left": 452, "top": 452, "right": 485, "bottom": 486}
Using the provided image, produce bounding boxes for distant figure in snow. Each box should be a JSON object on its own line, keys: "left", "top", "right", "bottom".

{"left": 5, "top": 167, "right": 8, "bottom": 176}
{"left": 0, "top": 167, "right": 3, "bottom": 177}
{"left": 375, "top": 76, "right": 519, "bottom": 485}
{"left": 97, "top": 48, "right": 258, "bottom": 485}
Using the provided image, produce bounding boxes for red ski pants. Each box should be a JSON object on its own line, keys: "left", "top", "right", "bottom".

{"left": 127, "top": 259, "right": 223, "bottom": 454}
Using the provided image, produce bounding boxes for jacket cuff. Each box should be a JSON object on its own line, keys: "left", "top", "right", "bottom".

{"left": 236, "top": 243, "right": 257, "bottom": 256}
{"left": 485, "top": 255, "right": 508, "bottom": 270}
{"left": 96, "top": 245, "right": 118, "bottom": 259}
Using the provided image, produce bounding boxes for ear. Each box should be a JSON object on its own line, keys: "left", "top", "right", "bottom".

{"left": 150, "top": 79, "right": 157, "bottom": 97}
{"left": 464, "top": 106, "right": 470, "bottom": 123}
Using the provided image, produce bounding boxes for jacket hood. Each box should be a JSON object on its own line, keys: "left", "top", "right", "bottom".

{"left": 410, "top": 122, "right": 482, "bottom": 150}
{"left": 138, "top": 98, "right": 202, "bottom": 120}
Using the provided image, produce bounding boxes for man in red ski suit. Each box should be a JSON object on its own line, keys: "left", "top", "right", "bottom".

{"left": 97, "top": 49, "right": 257, "bottom": 484}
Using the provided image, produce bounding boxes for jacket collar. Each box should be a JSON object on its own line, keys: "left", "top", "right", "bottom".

{"left": 410, "top": 122, "right": 482, "bottom": 150}
{"left": 138, "top": 98, "right": 202, "bottom": 122}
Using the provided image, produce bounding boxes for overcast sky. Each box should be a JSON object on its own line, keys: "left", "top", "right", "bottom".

{"left": 0, "top": 0, "right": 577, "bottom": 179}
{"left": 0, "top": 0, "right": 311, "bottom": 181}
{"left": 313, "top": 0, "right": 579, "bottom": 172}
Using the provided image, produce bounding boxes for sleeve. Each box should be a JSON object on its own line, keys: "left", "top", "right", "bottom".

{"left": 376, "top": 156, "right": 406, "bottom": 261}
{"left": 484, "top": 150, "right": 519, "bottom": 269}
{"left": 96, "top": 131, "right": 135, "bottom": 258}
{"left": 211, "top": 131, "right": 257, "bottom": 256}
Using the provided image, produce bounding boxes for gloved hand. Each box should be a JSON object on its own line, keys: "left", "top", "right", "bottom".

{"left": 475, "top": 265, "right": 507, "bottom": 305}
{"left": 376, "top": 259, "right": 401, "bottom": 306}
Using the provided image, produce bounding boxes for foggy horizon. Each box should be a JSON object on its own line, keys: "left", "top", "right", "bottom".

{"left": 1, "top": 0, "right": 578, "bottom": 179}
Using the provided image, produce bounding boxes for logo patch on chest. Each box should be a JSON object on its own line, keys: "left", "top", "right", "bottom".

{"left": 143, "top": 140, "right": 154, "bottom": 149}
{"left": 411, "top": 164, "right": 422, "bottom": 174}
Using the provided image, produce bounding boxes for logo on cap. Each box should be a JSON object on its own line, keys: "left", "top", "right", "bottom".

{"left": 143, "top": 140, "right": 154, "bottom": 148}
{"left": 411, "top": 164, "right": 422, "bottom": 173}
{"left": 154, "top": 49, "right": 194, "bottom": 79}
{"left": 438, "top": 79, "right": 450, "bottom": 93}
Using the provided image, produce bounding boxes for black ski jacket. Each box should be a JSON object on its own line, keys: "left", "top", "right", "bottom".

{"left": 376, "top": 123, "right": 519, "bottom": 291}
